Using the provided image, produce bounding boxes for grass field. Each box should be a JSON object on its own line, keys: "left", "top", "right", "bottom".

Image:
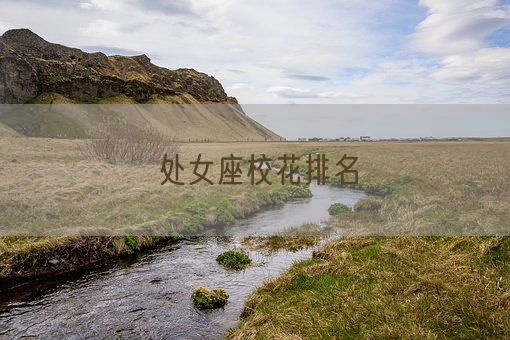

{"left": 0, "top": 138, "right": 313, "bottom": 282}
{"left": 1, "top": 137, "right": 509, "bottom": 338}
{"left": 227, "top": 139, "right": 510, "bottom": 339}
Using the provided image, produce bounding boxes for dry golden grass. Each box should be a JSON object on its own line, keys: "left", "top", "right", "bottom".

{"left": 0, "top": 138, "right": 299, "bottom": 236}
{"left": 0, "top": 137, "right": 318, "bottom": 281}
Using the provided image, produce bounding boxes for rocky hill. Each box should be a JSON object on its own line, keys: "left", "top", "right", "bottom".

{"left": 0, "top": 29, "right": 280, "bottom": 141}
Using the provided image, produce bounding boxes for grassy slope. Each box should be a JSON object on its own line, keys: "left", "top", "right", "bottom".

{"left": 0, "top": 93, "right": 281, "bottom": 141}
{"left": 0, "top": 122, "right": 19, "bottom": 137}
{"left": 229, "top": 140, "right": 510, "bottom": 339}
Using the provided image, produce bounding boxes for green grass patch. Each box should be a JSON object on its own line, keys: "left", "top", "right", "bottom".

{"left": 328, "top": 203, "right": 351, "bottom": 215}
{"left": 123, "top": 235, "right": 141, "bottom": 254}
{"left": 216, "top": 250, "right": 252, "bottom": 269}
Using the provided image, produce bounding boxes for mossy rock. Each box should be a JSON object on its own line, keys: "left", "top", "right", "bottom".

{"left": 216, "top": 250, "right": 252, "bottom": 269}
{"left": 328, "top": 203, "right": 352, "bottom": 215}
{"left": 191, "top": 286, "right": 229, "bottom": 309}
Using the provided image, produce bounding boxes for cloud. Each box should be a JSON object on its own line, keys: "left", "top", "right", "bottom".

{"left": 79, "top": 45, "right": 145, "bottom": 55}
{"left": 1, "top": 0, "right": 510, "bottom": 103}
{"left": 225, "top": 83, "right": 252, "bottom": 92}
{"left": 411, "top": 0, "right": 510, "bottom": 55}
{"left": 284, "top": 74, "right": 330, "bottom": 82}
{"left": 79, "top": 0, "right": 124, "bottom": 11}
{"left": 0, "top": 21, "right": 14, "bottom": 34}
{"left": 132, "top": 0, "right": 196, "bottom": 16}
{"left": 81, "top": 19, "right": 123, "bottom": 37}
{"left": 267, "top": 87, "right": 316, "bottom": 99}
{"left": 268, "top": 87, "right": 362, "bottom": 100}
{"left": 432, "top": 48, "right": 510, "bottom": 84}
{"left": 410, "top": 0, "right": 510, "bottom": 94}
{"left": 227, "top": 69, "right": 246, "bottom": 74}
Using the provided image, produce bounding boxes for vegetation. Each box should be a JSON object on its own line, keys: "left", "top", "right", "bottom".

{"left": 2, "top": 138, "right": 510, "bottom": 337}
{"left": 327, "top": 202, "right": 351, "bottom": 215}
{"left": 243, "top": 235, "right": 319, "bottom": 252}
{"left": 0, "top": 235, "right": 181, "bottom": 285}
{"left": 228, "top": 140, "right": 510, "bottom": 339}
{"left": 243, "top": 223, "right": 331, "bottom": 252}
{"left": 0, "top": 139, "right": 320, "bottom": 284}
{"left": 191, "top": 286, "right": 229, "bottom": 309}
{"left": 0, "top": 91, "right": 280, "bottom": 142}
{"left": 216, "top": 250, "right": 252, "bottom": 269}
{"left": 0, "top": 122, "right": 20, "bottom": 137}
{"left": 81, "top": 121, "right": 179, "bottom": 164}
{"left": 268, "top": 184, "right": 311, "bottom": 207}
{"left": 228, "top": 237, "right": 510, "bottom": 339}
{"left": 1, "top": 99, "right": 85, "bottom": 138}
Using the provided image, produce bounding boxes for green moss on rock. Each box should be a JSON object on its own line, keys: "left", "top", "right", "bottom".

{"left": 191, "top": 286, "right": 229, "bottom": 309}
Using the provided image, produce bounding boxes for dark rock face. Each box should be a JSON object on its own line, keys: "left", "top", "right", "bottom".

{"left": 0, "top": 29, "right": 236, "bottom": 104}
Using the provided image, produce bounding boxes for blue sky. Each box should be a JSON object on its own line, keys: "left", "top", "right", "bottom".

{"left": 1, "top": 0, "right": 510, "bottom": 104}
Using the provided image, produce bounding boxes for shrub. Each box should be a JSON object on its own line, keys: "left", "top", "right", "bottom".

{"left": 270, "top": 185, "right": 312, "bottom": 207}
{"left": 284, "top": 185, "right": 312, "bottom": 198}
{"left": 354, "top": 197, "right": 383, "bottom": 212}
{"left": 328, "top": 203, "right": 352, "bottom": 215}
{"left": 216, "top": 250, "right": 252, "bottom": 269}
{"left": 191, "top": 286, "right": 229, "bottom": 309}
{"left": 81, "top": 121, "right": 179, "bottom": 164}
{"left": 269, "top": 191, "right": 288, "bottom": 207}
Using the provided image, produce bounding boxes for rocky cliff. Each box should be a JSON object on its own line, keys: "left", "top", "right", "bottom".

{"left": 0, "top": 29, "right": 237, "bottom": 104}
{"left": 0, "top": 29, "right": 281, "bottom": 141}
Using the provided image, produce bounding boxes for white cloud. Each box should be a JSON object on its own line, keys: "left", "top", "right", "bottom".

{"left": 411, "top": 0, "right": 510, "bottom": 55}
{"left": 79, "top": 0, "right": 125, "bottom": 11}
{"left": 0, "top": 21, "right": 13, "bottom": 34}
{"left": 409, "top": 0, "right": 510, "bottom": 97}
{"left": 268, "top": 87, "right": 315, "bottom": 99}
{"left": 81, "top": 19, "right": 122, "bottom": 37}
{"left": 268, "top": 87, "right": 363, "bottom": 100}
{"left": 1, "top": 0, "right": 510, "bottom": 103}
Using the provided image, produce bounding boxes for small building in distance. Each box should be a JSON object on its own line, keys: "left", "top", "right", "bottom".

{"left": 360, "top": 136, "right": 372, "bottom": 141}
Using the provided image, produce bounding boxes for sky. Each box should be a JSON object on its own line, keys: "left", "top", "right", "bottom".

{"left": 1, "top": 0, "right": 510, "bottom": 105}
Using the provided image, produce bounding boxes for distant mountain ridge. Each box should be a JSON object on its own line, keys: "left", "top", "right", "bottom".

{"left": 0, "top": 29, "right": 281, "bottom": 141}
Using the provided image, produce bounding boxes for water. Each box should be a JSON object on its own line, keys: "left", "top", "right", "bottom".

{"left": 0, "top": 184, "right": 365, "bottom": 339}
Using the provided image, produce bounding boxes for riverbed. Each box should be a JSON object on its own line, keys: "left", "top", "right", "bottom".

{"left": 0, "top": 184, "right": 365, "bottom": 339}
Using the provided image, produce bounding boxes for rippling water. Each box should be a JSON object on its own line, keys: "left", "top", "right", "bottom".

{"left": 0, "top": 184, "right": 365, "bottom": 339}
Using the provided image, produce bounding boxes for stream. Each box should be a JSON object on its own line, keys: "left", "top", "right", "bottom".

{"left": 0, "top": 184, "right": 365, "bottom": 339}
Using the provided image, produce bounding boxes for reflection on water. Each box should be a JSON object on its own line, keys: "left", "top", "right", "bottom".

{"left": 0, "top": 184, "right": 365, "bottom": 339}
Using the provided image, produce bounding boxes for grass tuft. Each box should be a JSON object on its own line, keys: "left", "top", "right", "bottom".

{"left": 216, "top": 250, "right": 252, "bottom": 270}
